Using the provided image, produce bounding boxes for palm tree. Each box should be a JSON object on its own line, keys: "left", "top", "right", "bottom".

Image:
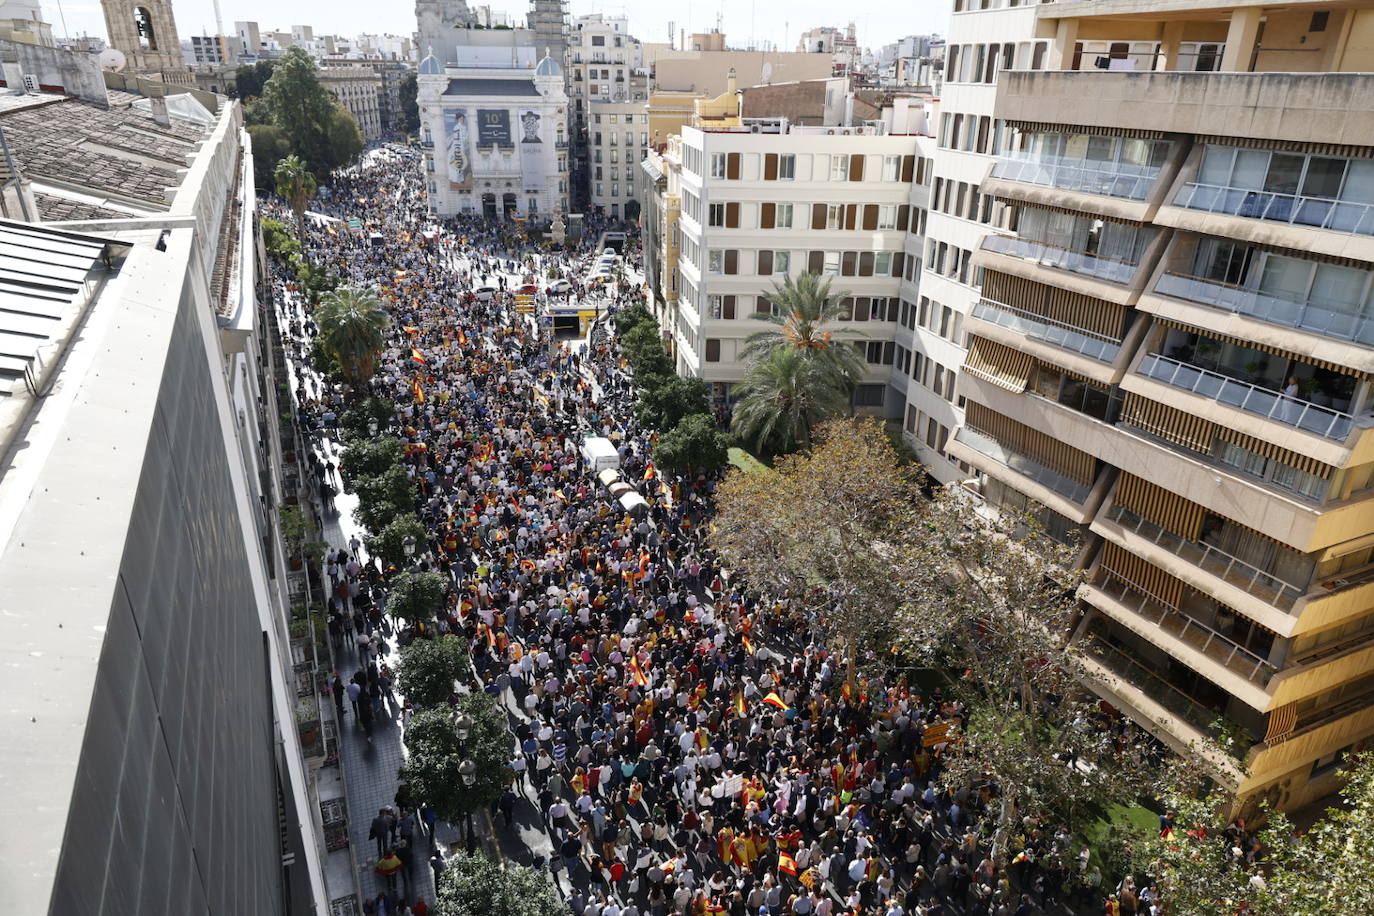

{"left": 316, "top": 285, "right": 390, "bottom": 387}
{"left": 741, "top": 271, "right": 866, "bottom": 393}
{"left": 274, "top": 155, "right": 317, "bottom": 226}
{"left": 731, "top": 347, "right": 850, "bottom": 456}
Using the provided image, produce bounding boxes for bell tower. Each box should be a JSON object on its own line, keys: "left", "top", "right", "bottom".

{"left": 101, "top": 0, "right": 192, "bottom": 85}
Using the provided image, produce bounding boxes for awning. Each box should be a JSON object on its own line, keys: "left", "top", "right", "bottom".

{"left": 964, "top": 335, "right": 1034, "bottom": 392}
{"left": 1156, "top": 317, "right": 1372, "bottom": 378}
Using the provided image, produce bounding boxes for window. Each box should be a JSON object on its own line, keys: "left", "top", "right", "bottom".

{"left": 708, "top": 249, "right": 723, "bottom": 273}
{"left": 592, "top": 35, "right": 605, "bottom": 46}
{"left": 710, "top": 152, "right": 727, "bottom": 179}
{"left": 776, "top": 203, "right": 794, "bottom": 229}
{"left": 878, "top": 205, "right": 897, "bottom": 230}
{"left": 705, "top": 339, "right": 721, "bottom": 362}
{"left": 826, "top": 204, "right": 844, "bottom": 230}
{"left": 772, "top": 251, "right": 790, "bottom": 274}
{"left": 874, "top": 252, "right": 893, "bottom": 275}
{"left": 853, "top": 384, "right": 886, "bottom": 407}
{"left": 831, "top": 154, "right": 850, "bottom": 181}
{"left": 708, "top": 295, "right": 723, "bottom": 319}
{"left": 881, "top": 155, "right": 901, "bottom": 182}
{"left": 823, "top": 251, "right": 840, "bottom": 276}
{"left": 708, "top": 203, "right": 725, "bottom": 227}
{"left": 779, "top": 154, "right": 796, "bottom": 179}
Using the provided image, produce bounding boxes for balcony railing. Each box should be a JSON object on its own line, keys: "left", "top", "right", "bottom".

{"left": 989, "top": 154, "right": 1159, "bottom": 201}
{"left": 972, "top": 298, "right": 1123, "bottom": 363}
{"left": 955, "top": 425, "right": 1093, "bottom": 504}
{"left": 1082, "top": 631, "right": 1234, "bottom": 740}
{"left": 1094, "top": 570, "right": 1278, "bottom": 688}
{"left": 1105, "top": 503, "right": 1305, "bottom": 611}
{"left": 981, "top": 233, "right": 1139, "bottom": 285}
{"left": 1172, "top": 182, "right": 1374, "bottom": 237}
{"left": 1138, "top": 353, "right": 1355, "bottom": 440}
{"left": 1155, "top": 272, "right": 1374, "bottom": 348}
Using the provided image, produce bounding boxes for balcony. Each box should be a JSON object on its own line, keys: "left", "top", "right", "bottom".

{"left": 972, "top": 298, "right": 1122, "bottom": 363}
{"left": 1138, "top": 353, "right": 1354, "bottom": 440}
{"left": 953, "top": 424, "right": 1092, "bottom": 504}
{"left": 989, "top": 155, "right": 1160, "bottom": 202}
{"left": 1102, "top": 503, "right": 1305, "bottom": 613}
{"left": 981, "top": 233, "right": 1139, "bottom": 286}
{"left": 1084, "top": 570, "right": 1277, "bottom": 703}
{"left": 1153, "top": 272, "right": 1374, "bottom": 349}
{"left": 1173, "top": 182, "right": 1374, "bottom": 238}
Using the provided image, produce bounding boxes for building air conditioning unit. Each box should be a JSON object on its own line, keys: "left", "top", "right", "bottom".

{"left": 21, "top": 74, "right": 37, "bottom": 92}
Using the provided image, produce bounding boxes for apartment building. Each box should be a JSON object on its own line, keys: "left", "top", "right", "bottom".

{"left": 568, "top": 14, "right": 645, "bottom": 215}
{"left": 319, "top": 63, "right": 384, "bottom": 141}
{"left": 646, "top": 119, "right": 935, "bottom": 413}
{"left": 944, "top": 0, "right": 1374, "bottom": 813}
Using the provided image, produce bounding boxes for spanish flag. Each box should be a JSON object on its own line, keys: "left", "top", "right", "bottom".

{"left": 643, "top": 461, "right": 656, "bottom": 481}
{"left": 553, "top": 489, "right": 568, "bottom": 503}
{"left": 410, "top": 348, "right": 426, "bottom": 365}
{"left": 403, "top": 325, "right": 419, "bottom": 335}
{"left": 628, "top": 656, "right": 648, "bottom": 687}
{"left": 763, "top": 692, "right": 789, "bottom": 711}
{"left": 741, "top": 635, "right": 755, "bottom": 656}
{"left": 411, "top": 379, "right": 426, "bottom": 403}
{"left": 778, "top": 853, "right": 798, "bottom": 877}
{"left": 734, "top": 692, "right": 747, "bottom": 718}
{"left": 457, "top": 329, "right": 468, "bottom": 347}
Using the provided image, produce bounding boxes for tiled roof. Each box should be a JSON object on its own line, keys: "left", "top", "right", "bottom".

{"left": 0, "top": 96, "right": 210, "bottom": 208}
{"left": 443, "top": 78, "right": 541, "bottom": 97}
{"left": 32, "top": 193, "right": 127, "bottom": 222}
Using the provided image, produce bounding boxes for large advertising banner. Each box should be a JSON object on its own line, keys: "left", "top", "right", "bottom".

{"left": 519, "top": 109, "right": 544, "bottom": 192}
{"left": 476, "top": 108, "right": 513, "bottom": 148}
{"left": 444, "top": 110, "right": 471, "bottom": 190}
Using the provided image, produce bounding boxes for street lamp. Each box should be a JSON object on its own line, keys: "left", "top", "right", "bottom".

{"left": 368, "top": 417, "right": 379, "bottom": 437}
{"left": 454, "top": 712, "right": 474, "bottom": 743}
{"left": 458, "top": 758, "right": 477, "bottom": 786}
{"left": 402, "top": 534, "right": 417, "bottom": 559}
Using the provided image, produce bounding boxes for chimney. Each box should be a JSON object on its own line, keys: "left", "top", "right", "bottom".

{"left": 147, "top": 82, "right": 170, "bottom": 127}
{"left": 726, "top": 67, "right": 736, "bottom": 95}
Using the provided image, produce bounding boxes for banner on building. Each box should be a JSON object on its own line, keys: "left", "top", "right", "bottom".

{"left": 444, "top": 109, "right": 472, "bottom": 190}
{"left": 520, "top": 110, "right": 542, "bottom": 143}
{"left": 520, "top": 140, "right": 545, "bottom": 192}
{"left": 476, "top": 108, "right": 513, "bottom": 148}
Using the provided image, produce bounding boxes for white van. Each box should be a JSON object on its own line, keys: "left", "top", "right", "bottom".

{"left": 618, "top": 490, "right": 649, "bottom": 518}
{"left": 581, "top": 436, "right": 620, "bottom": 473}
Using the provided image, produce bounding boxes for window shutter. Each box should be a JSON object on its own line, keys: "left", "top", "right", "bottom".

{"left": 841, "top": 251, "right": 857, "bottom": 276}
{"left": 862, "top": 205, "right": 878, "bottom": 231}
{"left": 724, "top": 250, "right": 738, "bottom": 274}
{"left": 764, "top": 153, "right": 778, "bottom": 180}
{"left": 757, "top": 250, "right": 772, "bottom": 275}
{"left": 892, "top": 252, "right": 905, "bottom": 276}
{"left": 726, "top": 152, "right": 741, "bottom": 179}
{"left": 844, "top": 205, "right": 857, "bottom": 230}
{"left": 725, "top": 202, "right": 740, "bottom": 228}
{"left": 723, "top": 295, "right": 736, "bottom": 320}
{"left": 811, "top": 203, "right": 826, "bottom": 230}
{"left": 849, "top": 155, "right": 864, "bottom": 181}
{"left": 705, "top": 339, "right": 721, "bottom": 361}
{"left": 808, "top": 250, "right": 824, "bottom": 274}
{"left": 859, "top": 252, "right": 874, "bottom": 276}
{"left": 760, "top": 202, "right": 775, "bottom": 229}
{"left": 901, "top": 154, "right": 915, "bottom": 183}
{"left": 897, "top": 204, "right": 910, "bottom": 231}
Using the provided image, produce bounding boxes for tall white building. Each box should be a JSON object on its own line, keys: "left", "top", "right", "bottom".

{"left": 567, "top": 13, "right": 645, "bottom": 217}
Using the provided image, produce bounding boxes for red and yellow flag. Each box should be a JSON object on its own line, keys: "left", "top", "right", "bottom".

{"left": 402, "top": 325, "right": 419, "bottom": 335}
{"left": 734, "top": 692, "right": 747, "bottom": 718}
{"left": 628, "top": 656, "right": 648, "bottom": 687}
{"left": 741, "top": 635, "right": 754, "bottom": 656}
{"left": 763, "top": 692, "right": 790, "bottom": 711}
{"left": 778, "top": 853, "right": 798, "bottom": 877}
{"left": 410, "top": 348, "right": 426, "bottom": 365}
{"left": 411, "top": 378, "right": 426, "bottom": 403}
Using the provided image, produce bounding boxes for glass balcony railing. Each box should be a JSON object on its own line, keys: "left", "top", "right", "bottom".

{"left": 1104, "top": 503, "right": 1305, "bottom": 612}
{"left": 989, "top": 154, "right": 1159, "bottom": 201}
{"left": 1138, "top": 353, "right": 1355, "bottom": 440}
{"left": 981, "top": 234, "right": 1139, "bottom": 285}
{"left": 973, "top": 298, "right": 1123, "bottom": 363}
{"left": 1155, "top": 272, "right": 1374, "bottom": 348}
{"left": 954, "top": 425, "right": 1093, "bottom": 504}
{"left": 1172, "top": 182, "right": 1374, "bottom": 237}
{"left": 1092, "top": 570, "right": 1278, "bottom": 688}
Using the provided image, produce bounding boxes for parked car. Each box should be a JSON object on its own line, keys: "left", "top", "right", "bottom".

{"left": 546, "top": 279, "right": 572, "bottom": 295}
{"left": 517, "top": 283, "right": 540, "bottom": 296}
{"left": 473, "top": 286, "right": 498, "bottom": 301}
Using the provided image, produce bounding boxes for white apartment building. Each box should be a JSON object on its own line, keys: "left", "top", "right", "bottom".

{"left": 909, "top": 1, "right": 1049, "bottom": 480}
{"left": 666, "top": 122, "right": 935, "bottom": 413}
{"left": 568, "top": 13, "right": 646, "bottom": 216}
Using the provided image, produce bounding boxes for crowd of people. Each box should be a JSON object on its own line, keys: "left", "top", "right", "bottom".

{"left": 274, "top": 147, "right": 1157, "bottom": 916}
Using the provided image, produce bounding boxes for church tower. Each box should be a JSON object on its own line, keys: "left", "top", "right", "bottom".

{"left": 100, "top": 0, "right": 192, "bottom": 85}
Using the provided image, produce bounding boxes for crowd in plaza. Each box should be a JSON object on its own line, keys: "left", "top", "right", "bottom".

{"left": 274, "top": 147, "right": 1163, "bottom": 916}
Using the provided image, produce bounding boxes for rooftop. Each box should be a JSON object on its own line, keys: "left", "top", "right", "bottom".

{"left": 442, "top": 77, "right": 542, "bottom": 97}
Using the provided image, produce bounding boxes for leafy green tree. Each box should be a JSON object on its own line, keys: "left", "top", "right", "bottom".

{"left": 315, "top": 285, "right": 389, "bottom": 386}
{"left": 370, "top": 515, "right": 428, "bottom": 569}
{"left": 399, "top": 72, "right": 420, "bottom": 134}
{"left": 273, "top": 154, "right": 317, "bottom": 226}
{"left": 731, "top": 346, "right": 849, "bottom": 455}
{"left": 353, "top": 464, "right": 414, "bottom": 530}
{"left": 614, "top": 302, "right": 653, "bottom": 337}
{"left": 341, "top": 437, "right": 405, "bottom": 484}
{"left": 340, "top": 396, "right": 397, "bottom": 441}
{"left": 247, "top": 124, "right": 292, "bottom": 190}
{"left": 396, "top": 635, "right": 470, "bottom": 709}
{"left": 261, "top": 47, "right": 361, "bottom": 177}
{"left": 654, "top": 413, "right": 728, "bottom": 474}
{"left": 742, "top": 271, "right": 866, "bottom": 394}
{"left": 325, "top": 102, "right": 365, "bottom": 169}
{"left": 387, "top": 571, "right": 448, "bottom": 625}
{"left": 636, "top": 374, "right": 711, "bottom": 431}
{"left": 402, "top": 694, "right": 512, "bottom": 825}
{"left": 434, "top": 852, "right": 563, "bottom": 916}
{"left": 235, "top": 59, "right": 277, "bottom": 101}
{"left": 260, "top": 217, "right": 300, "bottom": 263}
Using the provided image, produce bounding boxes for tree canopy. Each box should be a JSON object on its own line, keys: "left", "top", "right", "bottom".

{"left": 654, "top": 412, "right": 728, "bottom": 474}
{"left": 730, "top": 347, "right": 849, "bottom": 455}
{"left": 434, "top": 852, "right": 563, "bottom": 916}
{"left": 254, "top": 47, "right": 363, "bottom": 182}
{"left": 399, "top": 72, "right": 420, "bottom": 135}
{"left": 396, "top": 635, "right": 469, "bottom": 709}
{"left": 315, "top": 285, "right": 390, "bottom": 386}
{"left": 402, "top": 693, "right": 511, "bottom": 824}
{"left": 387, "top": 571, "right": 448, "bottom": 625}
